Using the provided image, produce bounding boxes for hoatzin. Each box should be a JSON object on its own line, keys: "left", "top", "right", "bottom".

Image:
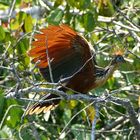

{"left": 26, "top": 24, "right": 125, "bottom": 115}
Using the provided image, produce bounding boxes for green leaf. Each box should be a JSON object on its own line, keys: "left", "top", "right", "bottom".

{"left": 5, "top": 99, "right": 22, "bottom": 128}
{"left": 83, "top": 12, "right": 96, "bottom": 31}
{"left": 97, "top": 0, "right": 115, "bottom": 17}
{"left": 79, "top": 0, "right": 91, "bottom": 9}
{"left": 16, "top": 38, "right": 29, "bottom": 54}
{"left": 66, "top": 0, "right": 75, "bottom": 7}
{"left": 0, "top": 92, "right": 5, "bottom": 120}
{"left": 47, "top": 9, "right": 64, "bottom": 25}
{"left": 18, "top": 11, "right": 26, "bottom": 24}
{"left": 0, "top": 26, "right": 5, "bottom": 41}
{"left": 54, "top": 0, "right": 63, "bottom": 7}
{"left": 24, "top": 14, "right": 33, "bottom": 32}
{"left": 10, "top": 11, "right": 26, "bottom": 30}
{"left": 63, "top": 109, "right": 71, "bottom": 123}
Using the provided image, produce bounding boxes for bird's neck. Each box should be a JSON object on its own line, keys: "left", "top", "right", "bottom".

{"left": 104, "top": 63, "right": 119, "bottom": 79}
{"left": 94, "top": 63, "right": 119, "bottom": 88}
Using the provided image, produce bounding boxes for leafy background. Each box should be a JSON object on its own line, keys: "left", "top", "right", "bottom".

{"left": 0, "top": 0, "right": 140, "bottom": 140}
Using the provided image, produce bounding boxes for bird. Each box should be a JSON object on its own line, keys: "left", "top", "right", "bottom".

{"left": 26, "top": 24, "right": 125, "bottom": 115}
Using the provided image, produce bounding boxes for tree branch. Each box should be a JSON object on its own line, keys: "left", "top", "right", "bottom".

{"left": 5, "top": 86, "right": 140, "bottom": 139}
{"left": 109, "top": 96, "right": 140, "bottom": 139}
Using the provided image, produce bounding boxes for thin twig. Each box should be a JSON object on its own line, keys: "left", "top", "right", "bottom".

{"left": 91, "top": 104, "right": 99, "bottom": 140}
{"left": 59, "top": 101, "right": 96, "bottom": 138}
{"left": 8, "top": 0, "right": 16, "bottom": 28}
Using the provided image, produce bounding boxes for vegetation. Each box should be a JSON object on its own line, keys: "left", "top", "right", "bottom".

{"left": 0, "top": 0, "right": 140, "bottom": 139}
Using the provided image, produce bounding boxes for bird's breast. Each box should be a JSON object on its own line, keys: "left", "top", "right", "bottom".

{"left": 94, "top": 76, "right": 108, "bottom": 88}
{"left": 94, "top": 64, "right": 118, "bottom": 88}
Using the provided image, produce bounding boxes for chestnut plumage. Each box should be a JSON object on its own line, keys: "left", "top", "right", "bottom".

{"left": 26, "top": 25, "right": 125, "bottom": 115}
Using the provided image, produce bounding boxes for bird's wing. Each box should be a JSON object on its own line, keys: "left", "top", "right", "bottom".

{"left": 28, "top": 24, "right": 95, "bottom": 82}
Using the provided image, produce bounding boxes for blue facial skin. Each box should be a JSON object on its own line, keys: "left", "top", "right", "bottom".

{"left": 115, "top": 55, "right": 125, "bottom": 63}
{"left": 111, "top": 55, "right": 125, "bottom": 65}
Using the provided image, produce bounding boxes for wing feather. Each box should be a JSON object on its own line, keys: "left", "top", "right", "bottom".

{"left": 28, "top": 24, "right": 95, "bottom": 82}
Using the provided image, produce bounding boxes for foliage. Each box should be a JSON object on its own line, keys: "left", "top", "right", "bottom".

{"left": 0, "top": 0, "right": 140, "bottom": 139}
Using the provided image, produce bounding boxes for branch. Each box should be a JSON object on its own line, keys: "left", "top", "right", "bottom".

{"left": 97, "top": 16, "right": 140, "bottom": 32}
{"left": 0, "top": 6, "right": 46, "bottom": 20}
{"left": 109, "top": 96, "right": 140, "bottom": 139}
{"left": 96, "top": 116, "right": 127, "bottom": 138}
{"left": 91, "top": 104, "right": 99, "bottom": 140}
{"left": 6, "top": 86, "right": 140, "bottom": 139}
{"left": 112, "top": 21, "right": 140, "bottom": 32}
{"left": 6, "top": 86, "right": 98, "bottom": 102}
{"left": 8, "top": 0, "right": 16, "bottom": 28}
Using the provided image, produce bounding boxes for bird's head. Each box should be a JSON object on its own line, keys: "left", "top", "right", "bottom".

{"left": 111, "top": 49, "right": 126, "bottom": 65}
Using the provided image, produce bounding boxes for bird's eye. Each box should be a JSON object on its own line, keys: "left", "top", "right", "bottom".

{"left": 117, "top": 56, "right": 122, "bottom": 60}
{"left": 116, "top": 55, "right": 125, "bottom": 63}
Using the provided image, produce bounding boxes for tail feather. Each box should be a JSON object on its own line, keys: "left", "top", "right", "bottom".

{"left": 25, "top": 94, "right": 60, "bottom": 115}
